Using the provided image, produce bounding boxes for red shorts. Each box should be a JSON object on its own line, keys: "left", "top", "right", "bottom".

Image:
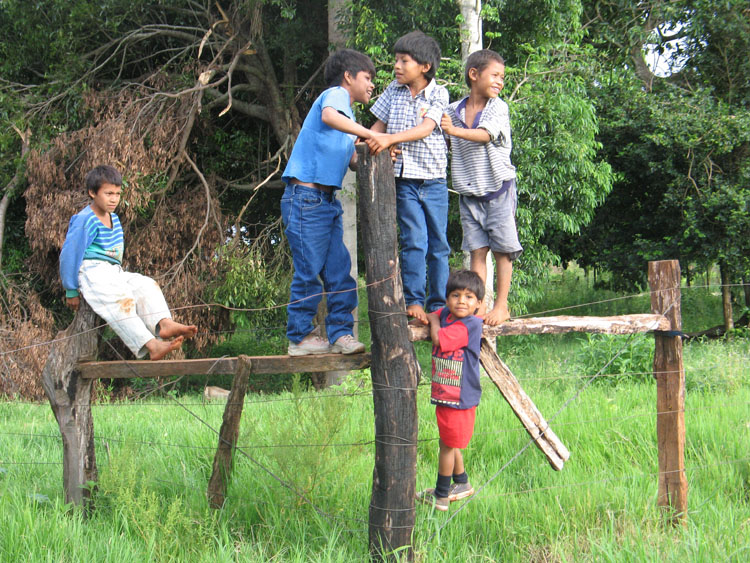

{"left": 436, "top": 405, "right": 476, "bottom": 449}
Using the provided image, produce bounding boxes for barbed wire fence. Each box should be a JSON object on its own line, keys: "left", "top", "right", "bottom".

{"left": 0, "top": 282, "right": 748, "bottom": 542}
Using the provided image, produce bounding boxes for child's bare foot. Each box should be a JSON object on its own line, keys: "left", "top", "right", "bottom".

{"left": 406, "top": 304, "right": 429, "bottom": 326}
{"left": 158, "top": 319, "right": 198, "bottom": 340}
{"left": 484, "top": 304, "right": 510, "bottom": 326}
{"left": 145, "top": 336, "right": 184, "bottom": 361}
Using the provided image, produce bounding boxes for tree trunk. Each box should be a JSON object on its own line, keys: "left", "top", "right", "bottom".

{"left": 456, "top": 0, "right": 482, "bottom": 60}
{"left": 0, "top": 128, "right": 31, "bottom": 270}
{"left": 720, "top": 261, "right": 734, "bottom": 332}
{"left": 323, "top": 0, "right": 358, "bottom": 387}
{"left": 40, "top": 300, "right": 99, "bottom": 513}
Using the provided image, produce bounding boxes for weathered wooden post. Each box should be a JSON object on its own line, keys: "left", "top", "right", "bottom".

{"left": 648, "top": 260, "right": 688, "bottom": 524}
{"left": 40, "top": 299, "right": 99, "bottom": 513}
{"left": 207, "top": 355, "right": 251, "bottom": 508}
{"left": 357, "top": 146, "right": 420, "bottom": 560}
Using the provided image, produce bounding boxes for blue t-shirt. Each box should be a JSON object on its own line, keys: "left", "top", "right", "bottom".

{"left": 282, "top": 86, "right": 356, "bottom": 188}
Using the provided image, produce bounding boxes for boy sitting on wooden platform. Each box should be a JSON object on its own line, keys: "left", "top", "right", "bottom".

{"left": 60, "top": 165, "right": 196, "bottom": 360}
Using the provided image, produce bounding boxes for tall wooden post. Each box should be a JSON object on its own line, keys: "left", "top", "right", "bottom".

{"left": 648, "top": 260, "right": 688, "bottom": 524}
{"left": 357, "top": 146, "right": 420, "bottom": 560}
{"left": 40, "top": 300, "right": 99, "bottom": 513}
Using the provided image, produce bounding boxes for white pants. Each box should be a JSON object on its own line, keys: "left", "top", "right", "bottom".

{"left": 78, "top": 261, "right": 172, "bottom": 358}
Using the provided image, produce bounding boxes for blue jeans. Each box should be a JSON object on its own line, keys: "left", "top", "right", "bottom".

{"left": 281, "top": 184, "right": 357, "bottom": 344}
{"left": 395, "top": 178, "right": 450, "bottom": 312}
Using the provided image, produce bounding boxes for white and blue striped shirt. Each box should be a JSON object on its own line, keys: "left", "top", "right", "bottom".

{"left": 445, "top": 96, "right": 516, "bottom": 197}
{"left": 60, "top": 206, "right": 124, "bottom": 297}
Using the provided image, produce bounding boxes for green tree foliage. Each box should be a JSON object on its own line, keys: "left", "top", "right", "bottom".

{"left": 345, "top": 0, "right": 614, "bottom": 307}
{"left": 563, "top": 0, "right": 750, "bottom": 305}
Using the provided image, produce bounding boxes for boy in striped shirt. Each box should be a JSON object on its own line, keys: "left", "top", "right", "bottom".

{"left": 60, "top": 165, "right": 196, "bottom": 360}
{"left": 441, "top": 50, "right": 523, "bottom": 325}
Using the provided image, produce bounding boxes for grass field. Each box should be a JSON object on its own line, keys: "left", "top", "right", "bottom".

{"left": 1, "top": 270, "right": 748, "bottom": 561}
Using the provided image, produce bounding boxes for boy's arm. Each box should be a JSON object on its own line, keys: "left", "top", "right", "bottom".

{"left": 59, "top": 215, "right": 92, "bottom": 309}
{"left": 371, "top": 120, "right": 387, "bottom": 133}
{"left": 441, "top": 113, "right": 492, "bottom": 143}
{"left": 366, "top": 118, "right": 437, "bottom": 154}
{"left": 321, "top": 107, "right": 382, "bottom": 140}
{"left": 427, "top": 312, "right": 441, "bottom": 348}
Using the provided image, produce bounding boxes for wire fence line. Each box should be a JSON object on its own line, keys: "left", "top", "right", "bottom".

{"left": 2, "top": 399, "right": 746, "bottom": 454}
{"left": 4, "top": 279, "right": 746, "bottom": 359}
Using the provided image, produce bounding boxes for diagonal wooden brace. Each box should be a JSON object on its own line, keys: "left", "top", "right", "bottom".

{"left": 207, "top": 355, "right": 251, "bottom": 508}
{"left": 479, "top": 338, "right": 570, "bottom": 470}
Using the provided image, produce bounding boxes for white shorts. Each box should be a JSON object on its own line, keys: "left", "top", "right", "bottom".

{"left": 78, "top": 260, "right": 172, "bottom": 358}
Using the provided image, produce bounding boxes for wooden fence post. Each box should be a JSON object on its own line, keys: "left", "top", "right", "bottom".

{"left": 357, "top": 146, "right": 420, "bottom": 561}
{"left": 207, "top": 355, "right": 251, "bottom": 508}
{"left": 40, "top": 299, "right": 99, "bottom": 513}
{"left": 648, "top": 260, "right": 688, "bottom": 524}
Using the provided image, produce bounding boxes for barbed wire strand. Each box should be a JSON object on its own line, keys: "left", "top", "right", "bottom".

{"left": 6, "top": 279, "right": 742, "bottom": 359}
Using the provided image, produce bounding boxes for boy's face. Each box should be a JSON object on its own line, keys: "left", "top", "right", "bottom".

{"left": 345, "top": 70, "right": 375, "bottom": 104}
{"left": 446, "top": 288, "right": 480, "bottom": 319}
{"left": 469, "top": 61, "right": 505, "bottom": 98}
{"left": 393, "top": 53, "right": 430, "bottom": 86}
{"left": 89, "top": 182, "right": 122, "bottom": 216}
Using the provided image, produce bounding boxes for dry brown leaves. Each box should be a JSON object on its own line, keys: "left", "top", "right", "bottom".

{"left": 3, "top": 84, "right": 232, "bottom": 397}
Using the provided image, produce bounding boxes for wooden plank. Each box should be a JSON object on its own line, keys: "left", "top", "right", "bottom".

{"left": 358, "top": 146, "right": 419, "bottom": 560}
{"left": 410, "top": 314, "right": 670, "bottom": 341}
{"left": 649, "top": 260, "right": 688, "bottom": 524}
{"left": 40, "top": 299, "right": 100, "bottom": 512}
{"left": 207, "top": 355, "right": 251, "bottom": 509}
{"left": 479, "top": 338, "right": 570, "bottom": 470}
{"left": 77, "top": 353, "right": 370, "bottom": 379}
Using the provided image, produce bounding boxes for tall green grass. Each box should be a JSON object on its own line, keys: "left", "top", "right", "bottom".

{"left": 0, "top": 271, "right": 748, "bottom": 561}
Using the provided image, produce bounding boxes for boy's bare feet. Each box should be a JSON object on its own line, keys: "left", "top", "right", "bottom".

{"left": 158, "top": 318, "right": 198, "bottom": 340}
{"left": 406, "top": 304, "right": 429, "bottom": 326}
{"left": 145, "top": 336, "right": 184, "bottom": 361}
{"left": 484, "top": 304, "right": 510, "bottom": 326}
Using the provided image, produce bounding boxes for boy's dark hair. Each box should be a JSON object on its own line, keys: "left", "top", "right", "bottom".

{"left": 324, "top": 48, "right": 376, "bottom": 87}
{"left": 85, "top": 165, "right": 122, "bottom": 194}
{"left": 465, "top": 49, "right": 505, "bottom": 88}
{"left": 446, "top": 269, "right": 485, "bottom": 303}
{"left": 393, "top": 31, "right": 441, "bottom": 81}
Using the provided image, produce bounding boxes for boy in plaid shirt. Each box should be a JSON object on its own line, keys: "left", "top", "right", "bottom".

{"left": 367, "top": 31, "right": 450, "bottom": 325}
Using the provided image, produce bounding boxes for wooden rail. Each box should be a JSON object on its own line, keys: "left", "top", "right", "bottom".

{"left": 75, "top": 315, "right": 667, "bottom": 380}
{"left": 77, "top": 353, "right": 371, "bottom": 379}
{"left": 409, "top": 313, "right": 670, "bottom": 341}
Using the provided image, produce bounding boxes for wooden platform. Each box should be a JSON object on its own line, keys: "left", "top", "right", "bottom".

{"left": 76, "top": 314, "right": 668, "bottom": 380}
{"left": 78, "top": 353, "right": 371, "bottom": 379}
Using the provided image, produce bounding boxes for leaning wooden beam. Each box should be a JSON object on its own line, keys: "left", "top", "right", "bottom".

{"left": 76, "top": 353, "right": 370, "bottom": 379}
{"left": 479, "top": 339, "right": 570, "bottom": 470}
{"left": 409, "top": 313, "right": 669, "bottom": 341}
{"left": 207, "top": 355, "right": 251, "bottom": 509}
{"left": 40, "top": 300, "right": 99, "bottom": 512}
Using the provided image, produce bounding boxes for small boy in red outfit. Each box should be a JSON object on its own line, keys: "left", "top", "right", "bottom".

{"left": 418, "top": 270, "right": 485, "bottom": 511}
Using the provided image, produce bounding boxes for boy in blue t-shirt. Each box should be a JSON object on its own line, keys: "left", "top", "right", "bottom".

{"left": 281, "top": 49, "right": 383, "bottom": 356}
{"left": 367, "top": 31, "right": 450, "bottom": 326}
{"left": 60, "top": 165, "right": 197, "bottom": 360}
